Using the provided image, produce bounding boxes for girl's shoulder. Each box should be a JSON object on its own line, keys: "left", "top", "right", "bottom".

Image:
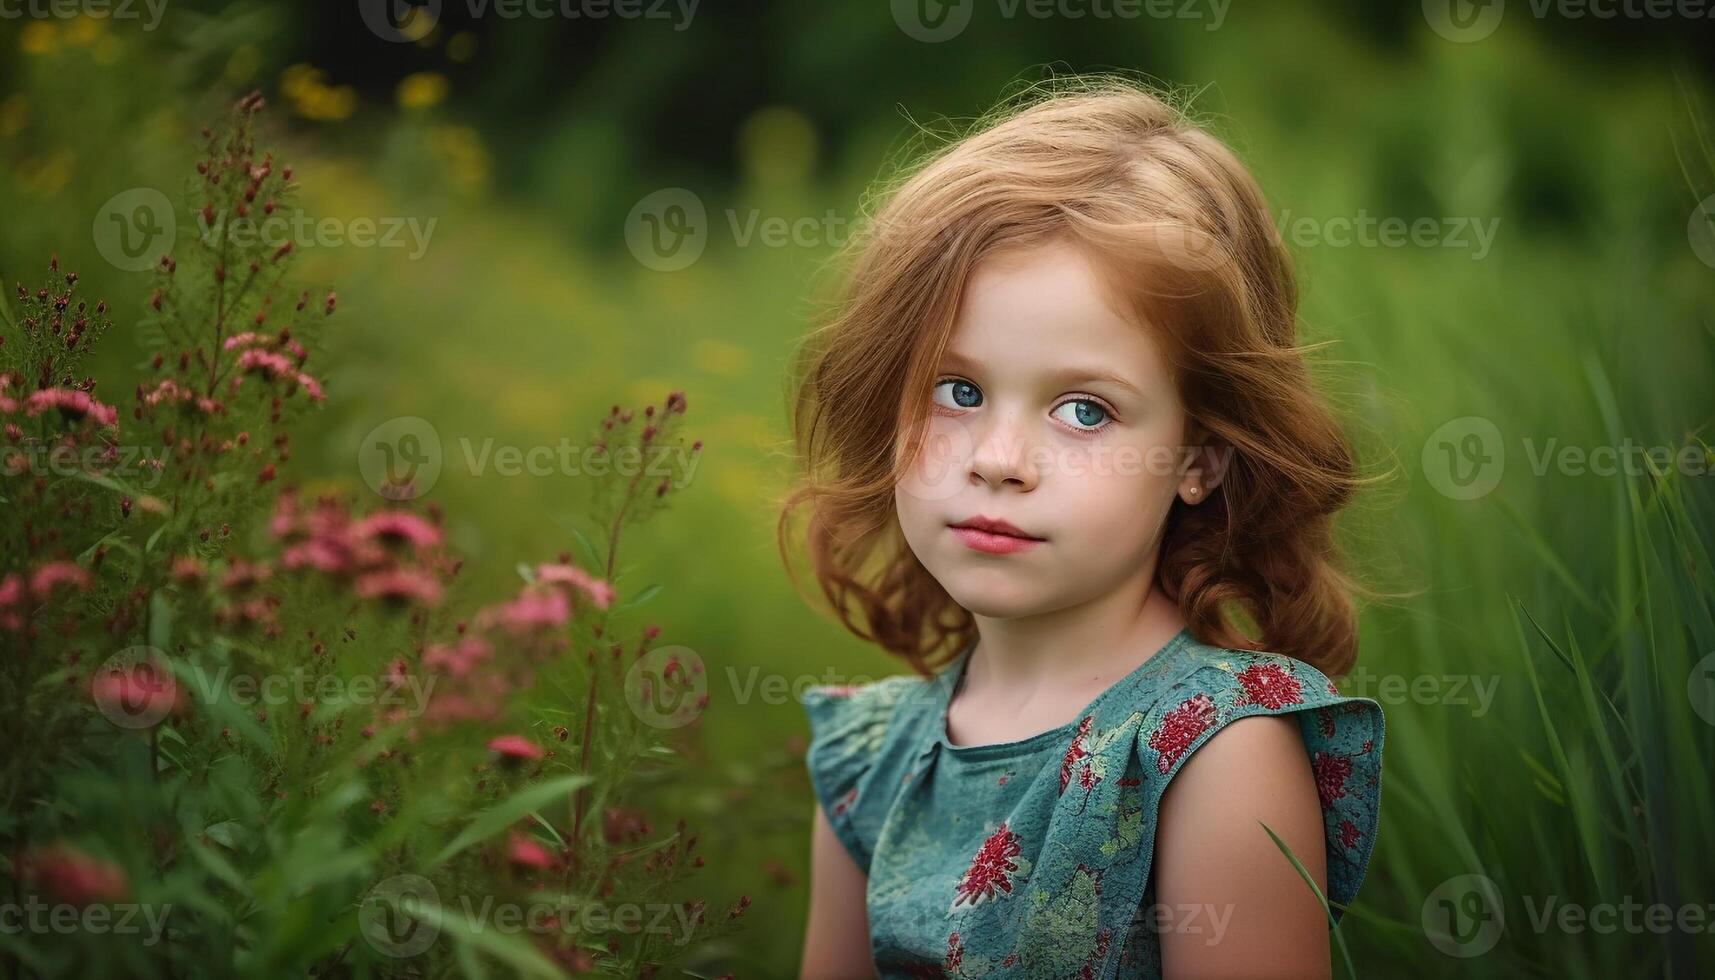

{"left": 1140, "top": 642, "right": 1382, "bottom": 747}
{"left": 1151, "top": 641, "right": 1363, "bottom": 719}
{"left": 800, "top": 671, "right": 946, "bottom": 759}
{"left": 801, "top": 670, "right": 952, "bottom": 872}
{"left": 1131, "top": 640, "right": 1385, "bottom": 923}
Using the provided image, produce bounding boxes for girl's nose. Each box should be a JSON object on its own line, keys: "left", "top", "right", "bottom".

{"left": 967, "top": 412, "right": 1039, "bottom": 492}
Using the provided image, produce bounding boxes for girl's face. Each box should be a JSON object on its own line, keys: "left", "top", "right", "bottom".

{"left": 894, "top": 240, "right": 1200, "bottom": 619}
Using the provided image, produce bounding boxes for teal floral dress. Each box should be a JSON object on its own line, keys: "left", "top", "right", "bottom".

{"left": 802, "top": 627, "right": 1384, "bottom": 979}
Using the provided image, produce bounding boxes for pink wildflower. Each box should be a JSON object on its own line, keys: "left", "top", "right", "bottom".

{"left": 507, "top": 833, "right": 556, "bottom": 871}
{"left": 487, "top": 734, "right": 544, "bottom": 762}
{"left": 141, "top": 379, "right": 190, "bottom": 407}
{"left": 27, "top": 845, "right": 129, "bottom": 905}
{"left": 221, "top": 332, "right": 269, "bottom": 350}
{"left": 169, "top": 556, "right": 205, "bottom": 584}
{"left": 481, "top": 587, "right": 570, "bottom": 632}
{"left": 0, "top": 574, "right": 22, "bottom": 607}
{"left": 534, "top": 563, "right": 615, "bottom": 609}
{"left": 423, "top": 637, "right": 493, "bottom": 678}
{"left": 354, "top": 568, "right": 443, "bottom": 607}
{"left": 352, "top": 512, "right": 443, "bottom": 550}
{"left": 29, "top": 561, "right": 91, "bottom": 601}
{"left": 219, "top": 560, "right": 272, "bottom": 593}
{"left": 237, "top": 348, "right": 293, "bottom": 379}
{"left": 281, "top": 538, "right": 352, "bottom": 574}
{"left": 0, "top": 573, "right": 23, "bottom": 631}
{"left": 91, "top": 661, "right": 182, "bottom": 725}
{"left": 268, "top": 491, "right": 302, "bottom": 538}
{"left": 23, "top": 388, "right": 118, "bottom": 428}
{"left": 294, "top": 372, "right": 325, "bottom": 402}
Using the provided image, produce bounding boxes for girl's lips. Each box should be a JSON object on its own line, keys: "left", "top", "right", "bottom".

{"left": 950, "top": 526, "right": 1044, "bottom": 555}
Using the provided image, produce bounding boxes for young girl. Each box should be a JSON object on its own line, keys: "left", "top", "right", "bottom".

{"left": 780, "top": 78, "right": 1384, "bottom": 979}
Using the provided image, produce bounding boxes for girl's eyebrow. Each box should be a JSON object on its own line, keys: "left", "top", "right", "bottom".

{"left": 940, "top": 351, "right": 1144, "bottom": 397}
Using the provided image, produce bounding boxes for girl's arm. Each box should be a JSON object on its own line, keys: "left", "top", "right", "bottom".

{"left": 801, "top": 804, "right": 876, "bottom": 980}
{"left": 1153, "top": 714, "right": 1332, "bottom": 980}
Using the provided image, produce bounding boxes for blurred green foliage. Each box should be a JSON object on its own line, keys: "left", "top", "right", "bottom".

{"left": 3, "top": 1, "right": 1714, "bottom": 976}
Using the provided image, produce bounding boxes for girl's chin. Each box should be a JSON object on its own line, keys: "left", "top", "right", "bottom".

{"left": 940, "top": 575, "right": 1060, "bottom": 621}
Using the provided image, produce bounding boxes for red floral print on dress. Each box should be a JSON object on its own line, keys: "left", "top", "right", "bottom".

{"left": 1078, "top": 926, "right": 1113, "bottom": 980}
{"left": 1318, "top": 708, "right": 1337, "bottom": 738}
{"left": 1234, "top": 662, "right": 1303, "bottom": 709}
{"left": 1313, "top": 751, "right": 1353, "bottom": 809}
{"left": 1147, "top": 693, "right": 1217, "bottom": 774}
{"left": 952, "top": 823, "right": 1023, "bottom": 907}
{"left": 832, "top": 786, "right": 858, "bottom": 818}
{"left": 945, "top": 931, "right": 964, "bottom": 972}
{"left": 1058, "top": 715, "right": 1094, "bottom": 795}
{"left": 1338, "top": 819, "right": 1362, "bottom": 849}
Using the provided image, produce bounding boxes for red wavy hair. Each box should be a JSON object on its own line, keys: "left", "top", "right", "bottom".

{"left": 778, "top": 77, "right": 1370, "bottom": 677}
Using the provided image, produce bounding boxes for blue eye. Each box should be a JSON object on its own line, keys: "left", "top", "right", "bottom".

{"left": 933, "top": 379, "right": 982, "bottom": 409}
{"left": 1051, "top": 399, "right": 1109, "bottom": 431}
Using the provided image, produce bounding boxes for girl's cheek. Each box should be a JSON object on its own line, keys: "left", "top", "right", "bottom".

{"left": 896, "top": 416, "right": 974, "bottom": 503}
{"left": 1049, "top": 437, "right": 1158, "bottom": 483}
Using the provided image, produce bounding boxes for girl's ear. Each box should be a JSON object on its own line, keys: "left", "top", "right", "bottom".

{"left": 1177, "top": 420, "right": 1232, "bottom": 505}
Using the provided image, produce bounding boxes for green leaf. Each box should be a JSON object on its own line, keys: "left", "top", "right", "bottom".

{"left": 431, "top": 903, "right": 566, "bottom": 979}
{"left": 614, "top": 583, "right": 662, "bottom": 613}
{"left": 0, "top": 930, "right": 53, "bottom": 971}
{"left": 1261, "top": 821, "right": 1355, "bottom": 980}
{"left": 0, "top": 265, "right": 17, "bottom": 331}
{"left": 76, "top": 526, "right": 142, "bottom": 566}
{"left": 204, "top": 819, "right": 250, "bottom": 850}
{"left": 555, "top": 516, "right": 605, "bottom": 571}
{"left": 529, "top": 813, "right": 567, "bottom": 849}
{"left": 149, "top": 590, "right": 174, "bottom": 651}
{"left": 177, "top": 659, "right": 273, "bottom": 756}
{"left": 455, "top": 936, "right": 490, "bottom": 980}
{"left": 59, "top": 468, "right": 141, "bottom": 498}
{"left": 430, "top": 774, "right": 592, "bottom": 868}
{"left": 187, "top": 837, "right": 253, "bottom": 898}
{"left": 146, "top": 520, "right": 173, "bottom": 554}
